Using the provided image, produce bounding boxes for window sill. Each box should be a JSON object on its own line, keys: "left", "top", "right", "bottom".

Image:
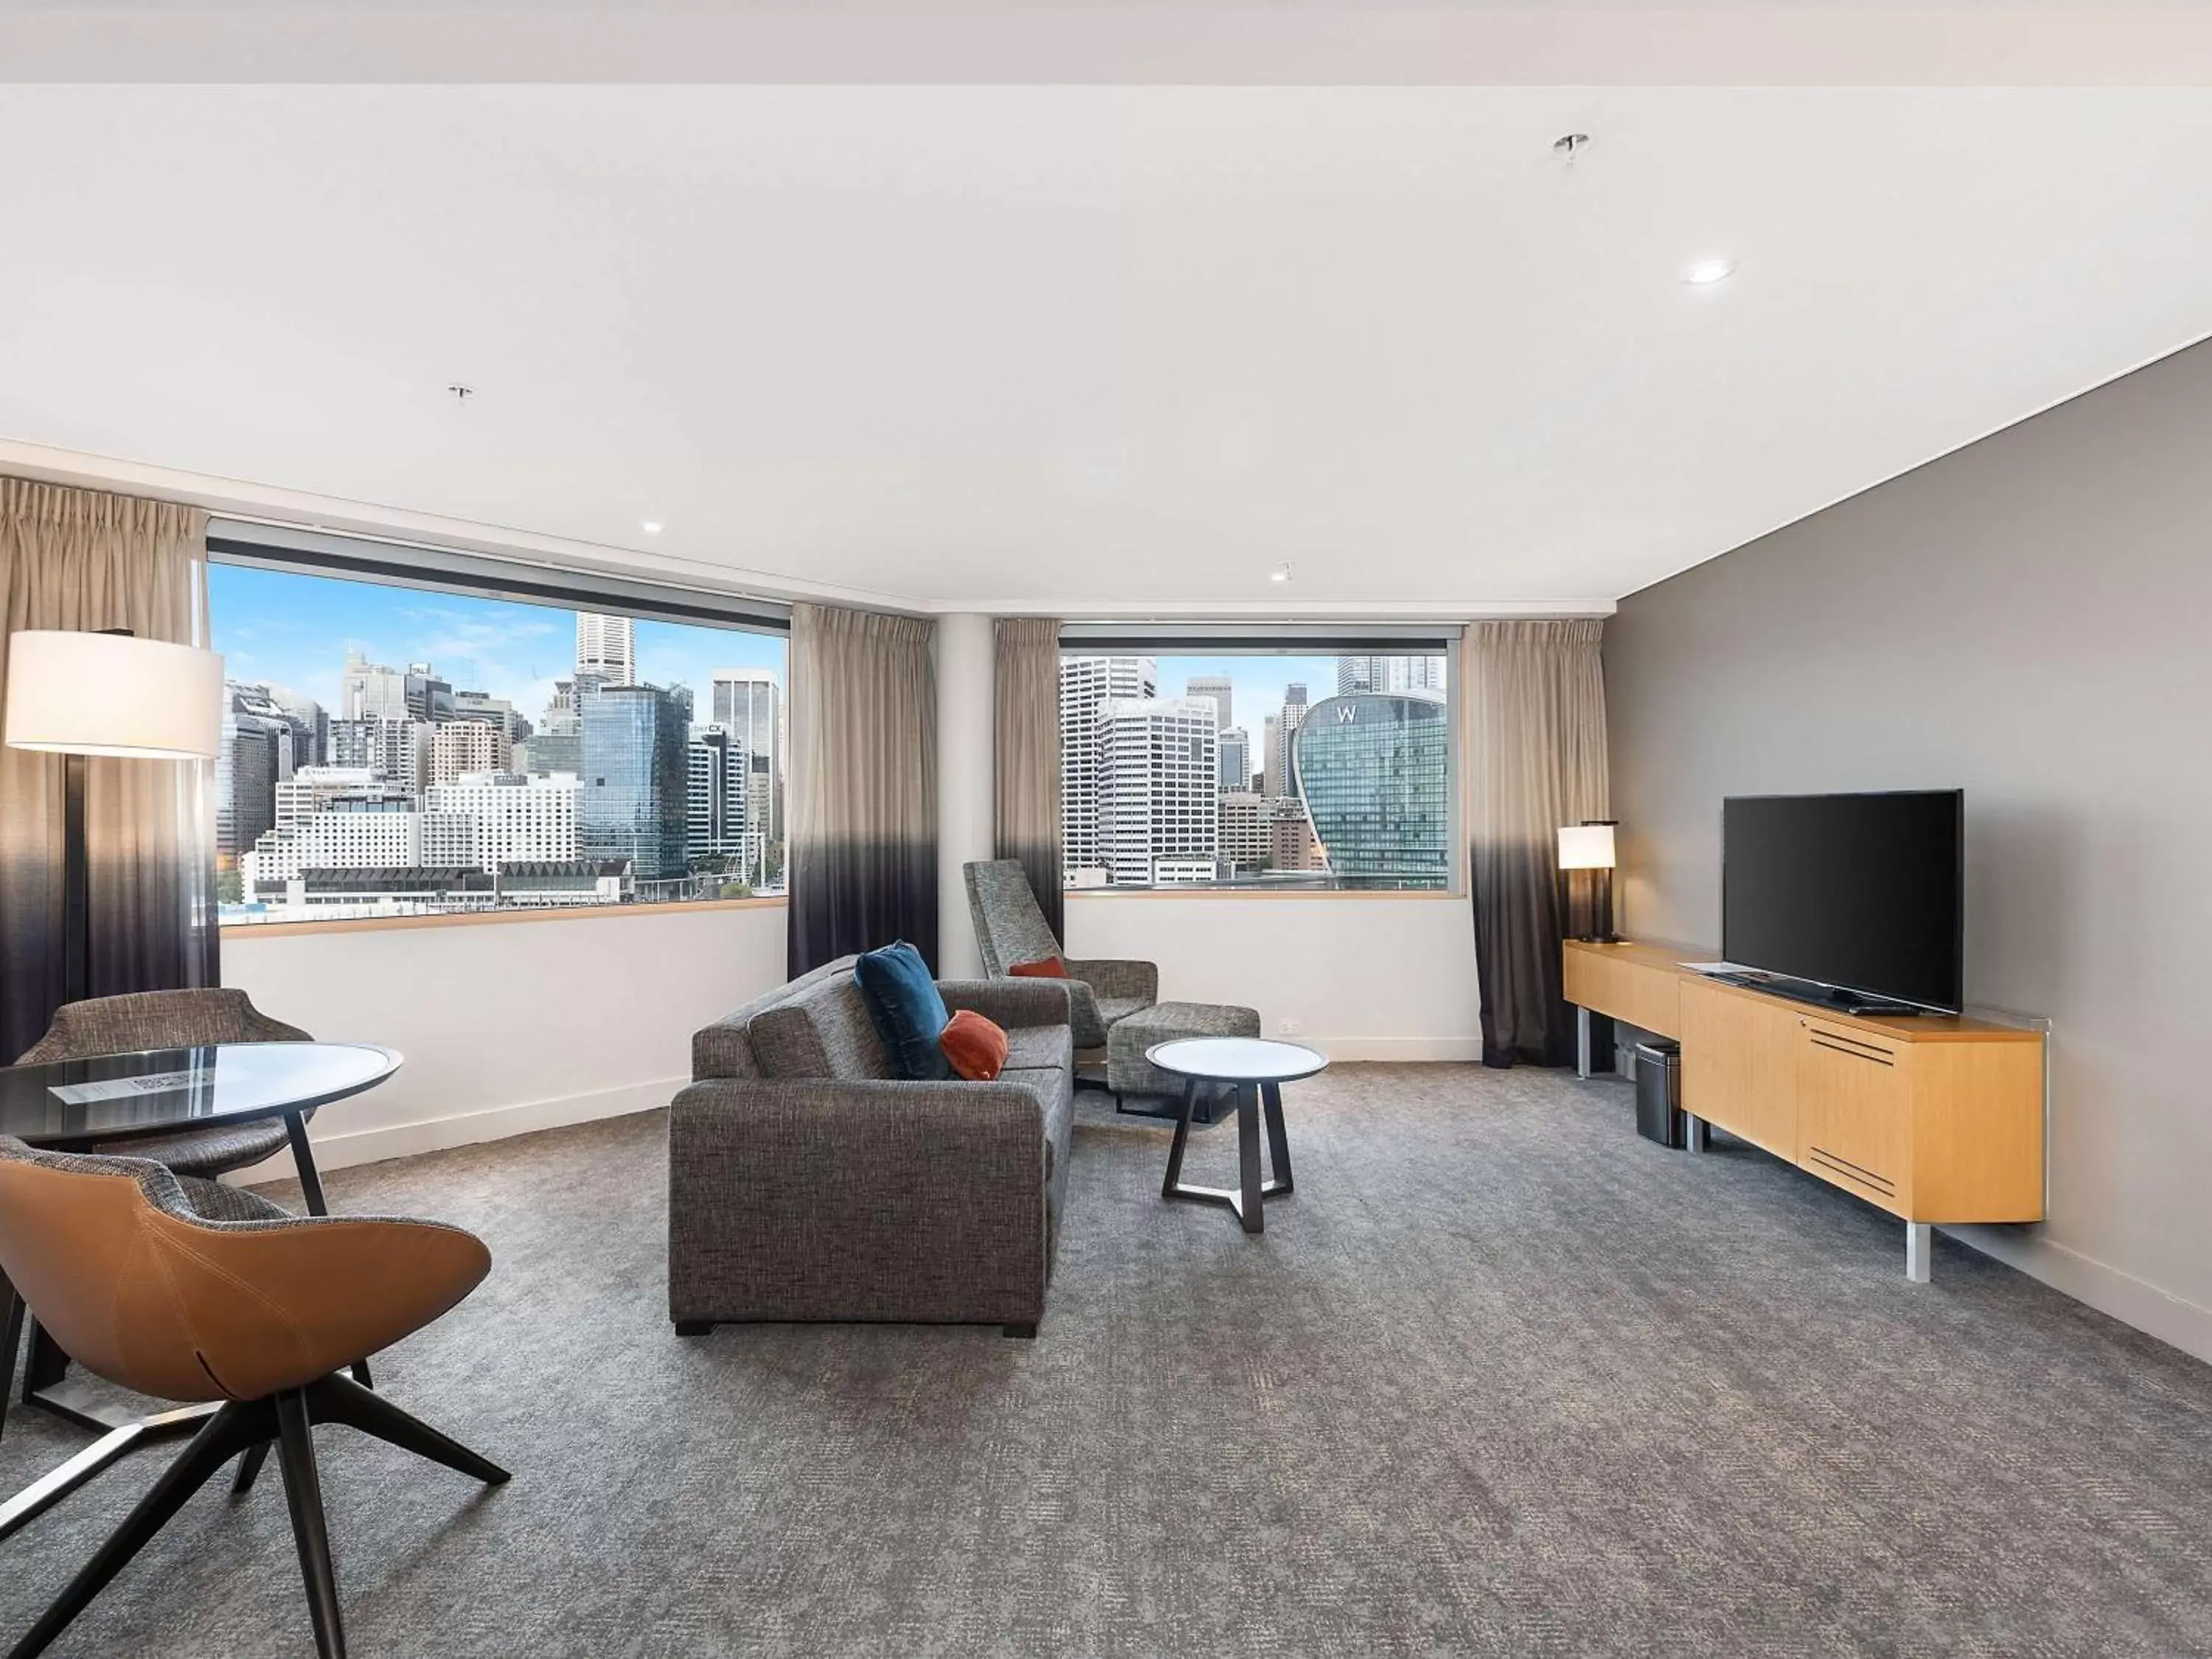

{"left": 219, "top": 895, "right": 786, "bottom": 940}
{"left": 1064, "top": 887, "right": 1461, "bottom": 902}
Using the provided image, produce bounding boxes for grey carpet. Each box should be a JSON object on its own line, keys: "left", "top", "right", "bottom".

{"left": 4, "top": 1064, "right": 2211, "bottom": 1657}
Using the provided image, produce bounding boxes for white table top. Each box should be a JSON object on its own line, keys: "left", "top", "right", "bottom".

{"left": 1144, "top": 1036, "right": 1329, "bottom": 1083}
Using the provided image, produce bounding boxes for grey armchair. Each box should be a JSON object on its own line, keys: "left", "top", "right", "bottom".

{"left": 963, "top": 858, "right": 1158, "bottom": 1048}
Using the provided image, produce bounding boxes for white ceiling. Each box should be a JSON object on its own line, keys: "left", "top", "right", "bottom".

{"left": 4, "top": 83, "right": 2211, "bottom": 613}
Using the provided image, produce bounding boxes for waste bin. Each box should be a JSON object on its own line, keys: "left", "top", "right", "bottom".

{"left": 1635, "top": 1037, "right": 1683, "bottom": 1149}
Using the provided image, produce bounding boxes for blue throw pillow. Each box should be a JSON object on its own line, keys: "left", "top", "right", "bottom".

{"left": 852, "top": 942, "right": 953, "bottom": 1081}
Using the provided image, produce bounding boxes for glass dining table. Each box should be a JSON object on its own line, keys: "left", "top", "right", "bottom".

{"left": 0, "top": 1040, "right": 403, "bottom": 1541}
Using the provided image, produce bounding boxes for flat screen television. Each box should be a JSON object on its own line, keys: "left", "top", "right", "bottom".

{"left": 1722, "top": 790, "right": 1964, "bottom": 1015}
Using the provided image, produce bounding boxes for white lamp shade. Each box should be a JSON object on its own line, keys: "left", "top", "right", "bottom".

{"left": 1557, "top": 823, "right": 1616, "bottom": 871}
{"left": 4, "top": 630, "right": 225, "bottom": 760}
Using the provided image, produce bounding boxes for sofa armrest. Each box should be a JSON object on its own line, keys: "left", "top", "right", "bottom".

{"left": 936, "top": 977, "right": 1073, "bottom": 1029}
{"left": 1063, "top": 958, "right": 1159, "bottom": 1005}
{"left": 667, "top": 1078, "right": 1048, "bottom": 1326}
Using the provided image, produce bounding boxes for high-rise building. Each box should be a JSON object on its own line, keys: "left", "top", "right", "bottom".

{"left": 240, "top": 790, "right": 422, "bottom": 891}
{"left": 580, "top": 684, "right": 688, "bottom": 880}
{"left": 1293, "top": 692, "right": 1450, "bottom": 886}
{"left": 710, "top": 669, "right": 783, "bottom": 880}
{"left": 431, "top": 719, "right": 511, "bottom": 785}
{"left": 451, "top": 689, "right": 529, "bottom": 744}
{"left": 1261, "top": 714, "right": 1280, "bottom": 797}
{"left": 275, "top": 766, "right": 403, "bottom": 827}
{"left": 328, "top": 715, "right": 433, "bottom": 792}
{"left": 269, "top": 689, "right": 327, "bottom": 770}
{"left": 1218, "top": 790, "right": 1270, "bottom": 873}
{"left": 1096, "top": 697, "right": 1217, "bottom": 886}
{"left": 406, "top": 664, "right": 454, "bottom": 722}
{"left": 1217, "top": 726, "right": 1251, "bottom": 794}
{"left": 685, "top": 725, "right": 751, "bottom": 863}
{"left": 1269, "top": 795, "right": 1325, "bottom": 873}
{"left": 340, "top": 651, "right": 451, "bottom": 723}
{"left": 1276, "top": 683, "right": 1310, "bottom": 798}
{"left": 423, "top": 771, "right": 581, "bottom": 872}
{"left": 1060, "top": 655, "right": 1156, "bottom": 878}
{"left": 1338, "top": 654, "right": 1447, "bottom": 695}
{"left": 576, "top": 613, "right": 636, "bottom": 686}
{"left": 1186, "top": 675, "right": 1233, "bottom": 732}
{"left": 215, "top": 684, "right": 296, "bottom": 866}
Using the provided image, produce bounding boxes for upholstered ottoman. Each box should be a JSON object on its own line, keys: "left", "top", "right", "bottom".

{"left": 1107, "top": 1000, "right": 1262, "bottom": 1106}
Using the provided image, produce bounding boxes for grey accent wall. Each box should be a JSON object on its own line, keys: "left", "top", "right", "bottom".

{"left": 1605, "top": 336, "right": 2212, "bottom": 1359}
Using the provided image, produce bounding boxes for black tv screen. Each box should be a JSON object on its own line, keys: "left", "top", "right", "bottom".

{"left": 1722, "top": 790, "right": 1964, "bottom": 1014}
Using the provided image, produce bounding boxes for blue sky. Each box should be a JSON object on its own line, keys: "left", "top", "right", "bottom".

{"left": 209, "top": 563, "right": 785, "bottom": 723}
{"left": 206, "top": 566, "right": 1432, "bottom": 773}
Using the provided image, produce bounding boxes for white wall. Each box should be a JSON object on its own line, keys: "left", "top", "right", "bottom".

{"left": 224, "top": 902, "right": 787, "bottom": 1179}
{"left": 1606, "top": 336, "right": 2212, "bottom": 1363}
{"left": 935, "top": 613, "right": 995, "bottom": 979}
{"left": 1063, "top": 893, "right": 1480, "bottom": 1060}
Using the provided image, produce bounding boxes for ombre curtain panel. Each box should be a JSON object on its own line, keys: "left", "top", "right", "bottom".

{"left": 992, "top": 616, "right": 1062, "bottom": 946}
{"left": 1464, "top": 619, "right": 1609, "bottom": 1068}
{"left": 786, "top": 602, "right": 939, "bottom": 976}
{"left": 0, "top": 477, "right": 219, "bottom": 1062}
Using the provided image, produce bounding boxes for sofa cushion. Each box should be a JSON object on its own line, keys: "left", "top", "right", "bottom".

{"left": 749, "top": 978, "right": 896, "bottom": 1082}
{"left": 691, "top": 954, "right": 860, "bottom": 1080}
{"left": 1004, "top": 1023, "right": 1074, "bottom": 1075}
{"left": 852, "top": 942, "right": 953, "bottom": 1082}
{"left": 940, "top": 1011, "right": 1010, "bottom": 1082}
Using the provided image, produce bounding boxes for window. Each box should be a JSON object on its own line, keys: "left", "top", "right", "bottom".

{"left": 1057, "top": 643, "right": 1453, "bottom": 891}
{"left": 209, "top": 553, "right": 786, "bottom": 927}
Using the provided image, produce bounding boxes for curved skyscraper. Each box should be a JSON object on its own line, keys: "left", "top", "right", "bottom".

{"left": 1290, "top": 692, "right": 1450, "bottom": 886}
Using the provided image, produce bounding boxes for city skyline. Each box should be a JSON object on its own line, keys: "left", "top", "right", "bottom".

{"left": 209, "top": 563, "right": 785, "bottom": 728}
{"left": 1060, "top": 651, "right": 1447, "bottom": 887}
{"left": 211, "top": 565, "right": 788, "bottom": 919}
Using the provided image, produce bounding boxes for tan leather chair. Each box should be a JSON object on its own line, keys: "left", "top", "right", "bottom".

{"left": 0, "top": 1137, "right": 507, "bottom": 1659}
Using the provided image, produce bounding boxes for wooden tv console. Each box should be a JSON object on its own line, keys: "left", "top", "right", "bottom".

{"left": 1562, "top": 940, "right": 2045, "bottom": 1281}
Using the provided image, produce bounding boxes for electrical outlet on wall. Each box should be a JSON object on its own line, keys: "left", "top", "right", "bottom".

{"left": 1276, "top": 1017, "right": 1302, "bottom": 1036}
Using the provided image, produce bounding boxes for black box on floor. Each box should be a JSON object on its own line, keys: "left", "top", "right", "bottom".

{"left": 1634, "top": 1038, "right": 1683, "bottom": 1148}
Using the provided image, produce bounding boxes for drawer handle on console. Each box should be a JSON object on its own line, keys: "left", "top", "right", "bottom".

{"left": 1808, "top": 1033, "right": 1895, "bottom": 1067}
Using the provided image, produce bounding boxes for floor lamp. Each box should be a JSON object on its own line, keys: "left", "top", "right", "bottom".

{"left": 4, "top": 628, "right": 226, "bottom": 1007}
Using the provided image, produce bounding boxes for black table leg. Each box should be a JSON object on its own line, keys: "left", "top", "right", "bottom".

{"left": 1236, "top": 1084, "right": 1265, "bottom": 1234}
{"left": 1161, "top": 1079, "right": 1197, "bottom": 1198}
{"left": 285, "top": 1111, "right": 331, "bottom": 1217}
{"left": 1262, "top": 1080, "right": 1295, "bottom": 1194}
{"left": 283, "top": 1115, "right": 374, "bottom": 1391}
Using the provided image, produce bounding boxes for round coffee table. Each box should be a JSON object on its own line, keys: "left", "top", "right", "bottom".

{"left": 1146, "top": 1036, "right": 1326, "bottom": 1234}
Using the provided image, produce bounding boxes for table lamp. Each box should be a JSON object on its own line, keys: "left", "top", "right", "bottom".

{"left": 1557, "top": 821, "right": 1618, "bottom": 944}
{"left": 4, "top": 628, "right": 225, "bottom": 1006}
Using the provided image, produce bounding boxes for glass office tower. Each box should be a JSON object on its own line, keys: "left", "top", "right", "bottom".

{"left": 580, "top": 684, "right": 689, "bottom": 881}
{"left": 1290, "top": 692, "right": 1450, "bottom": 887}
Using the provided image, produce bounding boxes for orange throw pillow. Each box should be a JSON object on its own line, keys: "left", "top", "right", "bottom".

{"left": 940, "top": 1009, "right": 1011, "bottom": 1082}
{"left": 1008, "top": 957, "right": 1068, "bottom": 978}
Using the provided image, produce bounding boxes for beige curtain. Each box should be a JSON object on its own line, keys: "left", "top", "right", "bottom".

{"left": 1, "top": 477, "right": 217, "bottom": 1061}
{"left": 785, "top": 602, "right": 939, "bottom": 975}
{"left": 1464, "top": 619, "right": 1608, "bottom": 1067}
{"left": 992, "top": 616, "right": 1062, "bottom": 944}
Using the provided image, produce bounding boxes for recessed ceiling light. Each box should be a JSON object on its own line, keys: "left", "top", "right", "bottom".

{"left": 1683, "top": 257, "right": 1737, "bottom": 286}
{"left": 1268, "top": 563, "right": 1293, "bottom": 584}
{"left": 641, "top": 521, "right": 664, "bottom": 535}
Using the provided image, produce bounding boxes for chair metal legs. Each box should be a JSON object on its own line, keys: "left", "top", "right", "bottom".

{"left": 7, "top": 1377, "right": 506, "bottom": 1659}
{"left": 11, "top": 1402, "right": 268, "bottom": 1657}
{"left": 276, "top": 1390, "right": 346, "bottom": 1659}
{"left": 307, "top": 1372, "right": 510, "bottom": 1486}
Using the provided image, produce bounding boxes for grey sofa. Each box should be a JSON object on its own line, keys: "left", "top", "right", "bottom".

{"left": 963, "top": 858, "right": 1158, "bottom": 1049}
{"left": 667, "top": 956, "right": 1077, "bottom": 1338}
